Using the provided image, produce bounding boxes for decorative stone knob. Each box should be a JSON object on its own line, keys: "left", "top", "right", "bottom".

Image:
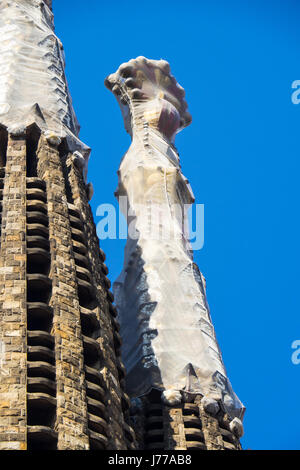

{"left": 105, "top": 57, "right": 192, "bottom": 142}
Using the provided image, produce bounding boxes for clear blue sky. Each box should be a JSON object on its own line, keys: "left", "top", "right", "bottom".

{"left": 53, "top": 0, "right": 300, "bottom": 450}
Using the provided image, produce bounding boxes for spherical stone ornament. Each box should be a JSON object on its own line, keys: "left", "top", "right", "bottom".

{"left": 44, "top": 130, "right": 61, "bottom": 147}
{"left": 229, "top": 417, "right": 244, "bottom": 438}
{"left": 72, "top": 151, "right": 85, "bottom": 170}
{"left": 161, "top": 389, "right": 182, "bottom": 406}
{"left": 201, "top": 396, "right": 220, "bottom": 416}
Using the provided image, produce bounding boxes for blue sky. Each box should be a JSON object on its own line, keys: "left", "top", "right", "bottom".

{"left": 53, "top": 0, "right": 300, "bottom": 450}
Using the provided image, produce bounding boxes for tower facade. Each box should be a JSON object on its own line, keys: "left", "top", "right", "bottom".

{"left": 0, "top": 0, "right": 135, "bottom": 450}
{"left": 105, "top": 57, "right": 245, "bottom": 450}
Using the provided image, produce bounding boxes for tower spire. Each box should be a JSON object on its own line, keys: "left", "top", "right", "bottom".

{"left": 0, "top": 0, "right": 136, "bottom": 450}
{"left": 105, "top": 56, "right": 245, "bottom": 450}
{"left": 0, "top": 0, "right": 89, "bottom": 165}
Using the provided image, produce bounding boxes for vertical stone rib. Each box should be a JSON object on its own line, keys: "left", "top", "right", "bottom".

{"left": 197, "top": 400, "right": 224, "bottom": 450}
{"left": 0, "top": 132, "right": 27, "bottom": 450}
{"left": 37, "top": 137, "right": 89, "bottom": 450}
{"left": 164, "top": 408, "right": 187, "bottom": 450}
{"left": 66, "top": 155, "right": 133, "bottom": 450}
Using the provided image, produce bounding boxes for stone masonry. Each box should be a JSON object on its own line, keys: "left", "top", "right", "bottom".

{"left": 0, "top": 133, "right": 27, "bottom": 450}
{"left": 0, "top": 127, "right": 136, "bottom": 450}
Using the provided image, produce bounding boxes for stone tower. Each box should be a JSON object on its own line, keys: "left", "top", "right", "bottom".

{"left": 0, "top": 0, "right": 136, "bottom": 450}
{"left": 105, "top": 57, "right": 245, "bottom": 450}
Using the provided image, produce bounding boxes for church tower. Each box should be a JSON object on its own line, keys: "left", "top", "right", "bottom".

{"left": 0, "top": 0, "right": 136, "bottom": 450}
{"left": 105, "top": 57, "right": 245, "bottom": 450}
